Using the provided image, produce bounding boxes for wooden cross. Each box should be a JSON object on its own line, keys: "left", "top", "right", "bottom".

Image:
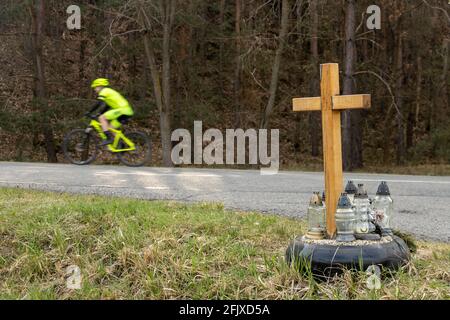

{"left": 293, "top": 63, "right": 371, "bottom": 238}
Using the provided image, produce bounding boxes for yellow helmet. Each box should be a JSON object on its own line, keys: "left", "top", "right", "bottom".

{"left": 91, "top": 78, "right": 109, "bottom": 88}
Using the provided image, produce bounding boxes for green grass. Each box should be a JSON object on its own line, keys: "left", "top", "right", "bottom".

{"left": 0, "top": 188, "right": 449, "bottom": 300}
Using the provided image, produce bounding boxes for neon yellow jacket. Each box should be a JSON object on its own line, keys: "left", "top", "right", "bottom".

{"left": 98, "top": 88, "right": 133, "bottom": 113}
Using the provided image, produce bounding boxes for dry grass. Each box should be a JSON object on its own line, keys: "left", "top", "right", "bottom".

{"left": 0, "top": 188, "right": 448, "bottom": 300}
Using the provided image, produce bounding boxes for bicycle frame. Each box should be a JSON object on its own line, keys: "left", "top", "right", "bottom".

{"left": 89, "top": 119, "right": 136, "bottom": 153}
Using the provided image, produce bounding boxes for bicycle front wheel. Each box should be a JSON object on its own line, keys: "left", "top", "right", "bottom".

{"left": 117, "top": 131, "right": 152, "bottom": 167}
{"left": 62, "top": 129, "right": 99, "bottom": 165}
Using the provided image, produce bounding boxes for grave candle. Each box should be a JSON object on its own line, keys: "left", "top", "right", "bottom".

{"left": 354, "top": 184, "right": 371, "bottom": 234}
{"left": 335, "top": 193, "right": 356, "bottom": 242}
{"left": 306, "top": 193, "right": 326, "bottom": 240}
{"left": 345, "top": 180, "right": 358, "bottom": 204}
{"left": 372, "top": 181, "right": 394, "bottom": 236}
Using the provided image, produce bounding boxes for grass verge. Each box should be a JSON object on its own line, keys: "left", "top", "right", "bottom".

{"left": 0, "top": 188, "right": 448, "bottom": 299}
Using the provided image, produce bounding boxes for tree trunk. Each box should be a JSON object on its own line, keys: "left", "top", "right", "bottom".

{"left": 395, "top": 31, "right": 405, "bottom": 165}
{"left": 78, "top": 34, "right": 87, "bottom": 97}
{"left": 219, "top": 0, "right": 226, "bottom": 74}
{"left": 31, "top": 0, "right": 57, "bottom": 163}
{"left": 351, "top": 35, "right": 363, "bottom": 165}
{"left": 406, "top": 107, "right": 414, "bottom": 150}
{"left": 342, "top": 0, "right": 356, "bottom": 171}
{"left": 382, "top": 104, "right": 393, "bottom": 165}
{"left": 437, "top": 39, "right": 449, "bottom": 126}
{"left": 234, "top": 0, "right": 242, "bottom": 128}
{"left": 382, "top": 7, "right": 394, "bottom": 165}
{"left": 414, "top": 55, "right": 422, "bottom": 138}
{"left": 293, "top": 0, "right": 306, "bottom": 155}
{"left": 185, "top": 0, "right": 195, "bottom": 66}
{"left": 139, "top": 1, "right": 176, "bottom": 167}
{"left": 260, "top": 0, "right": 290, "bottom": 129}
{"left": 161, "top": 0, "right": 175, "bottom": 167}
{"left": 407, "top": 53, "right": 422, "bottom": 149}
{"left": 309, "top": 0, "right": 320, "bottom": 157}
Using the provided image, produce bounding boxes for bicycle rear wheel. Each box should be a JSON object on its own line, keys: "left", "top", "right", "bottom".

{"left": 63, "top": 129, "right": 99, "bottom": 165}
{"left": 117, "top": 131, "right": 152, "bottom": 167}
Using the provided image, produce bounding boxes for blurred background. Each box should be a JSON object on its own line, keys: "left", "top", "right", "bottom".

{"left": 0, "top": 0, "right": 448, "bottom": 172}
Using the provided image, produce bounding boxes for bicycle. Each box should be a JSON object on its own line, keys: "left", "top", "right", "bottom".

{"left": 62, "top": 114, "right": 152, "bottom": 167}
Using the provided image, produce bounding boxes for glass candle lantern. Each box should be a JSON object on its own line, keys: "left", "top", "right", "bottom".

{"left": 345, "top": 180, "right": 358, "bottom": 204}
{"left": 371, "top": 181, "right": 394, "bottom": 236}
{"left": 306, "top": 192, "right": 325, "bottom": 240}
{"left": 335, "top": 193, "right": 356, "bottom": 242}
{"left": 354, "top": 184, "right": 371, "bottom": 234}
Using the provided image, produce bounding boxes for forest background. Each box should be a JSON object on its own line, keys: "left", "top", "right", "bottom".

{"left": 0, "top": 0, "right": 449, "bottom": 172}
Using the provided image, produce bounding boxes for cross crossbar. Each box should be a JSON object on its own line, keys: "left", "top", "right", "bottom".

{"left": 332, "top": 94, "right": 371, "bottom": 110}
{"left": 293, "top": 95, "right": 370, "bottom": 112}
{"left": 292, "top": 97, "right": 321, "bottom": 111}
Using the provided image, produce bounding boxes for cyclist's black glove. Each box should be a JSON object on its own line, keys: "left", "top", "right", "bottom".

{"left": 86, "top": 101, "right": 107, "bottom": 117}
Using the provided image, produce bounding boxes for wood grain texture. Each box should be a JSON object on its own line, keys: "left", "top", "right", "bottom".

{"left": 332, "top": 94, "right": 371, "bottom": 110}
{"left": 320, "top": 63, "right": 343, "bottom": 238}
{"left": 292, "top": 97, "right": 321, "bottom": 111}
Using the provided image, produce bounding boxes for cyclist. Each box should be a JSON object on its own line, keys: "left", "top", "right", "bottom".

{"left": 86, "top": 78, "right": 134, "bottom": 146}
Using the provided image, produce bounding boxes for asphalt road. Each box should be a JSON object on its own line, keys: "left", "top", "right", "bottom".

{"left": 0, "top": 162, "right": 449, "bottom": 242}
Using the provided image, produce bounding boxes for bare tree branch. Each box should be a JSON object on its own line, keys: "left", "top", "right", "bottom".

{"left": 354, "top": 70, "right": 405, "bottom": 121}
{"left": 422, "top": 0, "right": 450, "bottom": 24}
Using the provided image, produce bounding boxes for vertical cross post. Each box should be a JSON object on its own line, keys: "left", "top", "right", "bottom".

{"left": 320, "top": 64, "right": 343, "bottom": 238}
